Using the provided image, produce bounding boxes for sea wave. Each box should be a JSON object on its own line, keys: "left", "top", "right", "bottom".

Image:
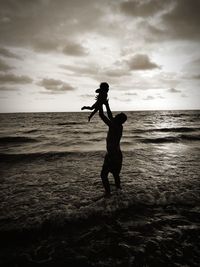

{"left": 0, "top": 151, "right": 74, "bottom": 161}
{"left": 135, "top": 127, "right": 199, "bottom": 134}
{"left": 24, "top": 129, "right": 38, "bottom": 133}
{"left": 142, "top": 134, "right": 200, "bottom": 143}
{"left": 179, "top": 134, "right": 200, "bottom": 141}
{"left": 0, "top": 136, "right": 38, "bottom": 144}
{"left": 0, "top": 150, "right": 103, "bottom": 162}
{"left": 57, "top": 122, "right": 82, "bottom": 126}
{"left": 166, "top": 112, "right": 200, "bottom": 118}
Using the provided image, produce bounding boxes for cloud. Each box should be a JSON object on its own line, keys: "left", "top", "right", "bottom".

{"left": 102, "top": 67, "right": 129, "bottom": 77}
{"left": 136, "top": 21, "right": 167, "bottom": 42}
{"left": 0, "top": 59, "right": 11, "bottom": 71}
{"left": 120, "top": 0, "right": 200, "bottom": 42}
{"left": 183, "top": 58, "right": 200, "bottom": 77}
{"left": 112, "top": 96, "right": 132, "bottom": 102}
{"left": 168, "top": 88, "right": 181, "bottom": 93}
{"left": 143, "top": 95, "right": 155, "bottom": 100}
{"left": 182, "top": 73, "right": 200, "bottom": 80}
{"left": 60, "top": 63, "right": 99, "bottom": 76}
{"left": 0, "top": 86, "right": 18, "bottom": 91}
{"left": 120, "top": 0, "right": 170, "bottom": 17}
{"left": 156, "top": 94, "right": 165, "bottom": 99}
{"left": 60, "top": 63, "right": 130, "bottom": 81}
{"left": 62, "top": 42, "right": 88, "bottom": 56}
{"left": 32, "top": 39, "right": 59, "bottom": 53}
{"left": 126, "top": 54, "right": 160, "bottom": 70}
{"left": 0, "top": 73, "right": 32, "bottom": 84}
{"left": 38, "top": 78, "right": 75, "bottom": 93}
{"left": 181, "top": 93, "right": 187, "bottom": 98}
{"left": 0, "top": 47, "right": 20, "bottom": 59}
{"left": 80, "top": 94, "right": 94, "bottom": 98}
{"left": 162, "top": 0, "right": 200, "bottom": 40}
{"left": 124, "top": 92, "right": 138, "bottom": 96}
{"left": 32, "top": 39, "right": 88, "bottom": 56}
{"left": 0, "top": 0, "right": 105, "bottom": 48}
{"left": 192, "top": 74, "right": 200, "bottom": 80}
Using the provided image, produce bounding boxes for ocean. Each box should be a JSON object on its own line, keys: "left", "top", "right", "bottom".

{"left": 0, "top": 110, "right": 200, "bottom": 266}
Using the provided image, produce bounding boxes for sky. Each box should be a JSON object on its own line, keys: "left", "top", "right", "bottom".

{"left": 0, "top": 0, "right": 200, "bottom": 112}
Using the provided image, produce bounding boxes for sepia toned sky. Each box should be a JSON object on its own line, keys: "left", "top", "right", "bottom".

{"left": 0, "top": 0, "right": 200, "bottom": 112}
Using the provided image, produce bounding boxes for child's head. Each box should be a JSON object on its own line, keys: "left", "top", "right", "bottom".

{"left": 100, "top": 82, "right": 109, "bottom": 91}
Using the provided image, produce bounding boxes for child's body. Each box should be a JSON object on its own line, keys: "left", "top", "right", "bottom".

{"left": 81, "top": 82, "right": 109, "bottom": 121}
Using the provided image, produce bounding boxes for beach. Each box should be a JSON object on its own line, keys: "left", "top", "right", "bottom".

{"left": 0, "top": 111, "right": 200, "bottom": 266}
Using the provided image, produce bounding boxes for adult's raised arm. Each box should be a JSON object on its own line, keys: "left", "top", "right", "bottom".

{"left": 105, "top": 100, "right": 113, "bottom": 120}
{"left": 99, "top": 106, "right": 111, "bottom": 126}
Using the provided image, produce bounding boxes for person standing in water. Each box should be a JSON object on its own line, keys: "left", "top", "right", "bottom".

{"left": 99, "top": 100, "right": 127, "bottom": 197}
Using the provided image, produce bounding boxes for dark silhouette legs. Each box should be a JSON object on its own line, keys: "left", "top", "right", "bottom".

{"left": 101, "top": 167, "right": 121, "bottom": 196}
{"left": 81, "top": 106, "right": 98, "bottom": 121}
{"left": 88, "top": 108, "right": 98, "bottom": 121}
{"left": 101, "top": 168, "right": 110, "bottom": 196}
{"left": 113, "top": 172, "right": 121, "bottom": 189}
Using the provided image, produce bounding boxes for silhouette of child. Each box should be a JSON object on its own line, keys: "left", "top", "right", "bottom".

{"left": 81, "top": 82, "right": 109, "bottom": 121}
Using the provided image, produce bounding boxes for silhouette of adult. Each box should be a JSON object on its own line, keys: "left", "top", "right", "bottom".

{"left": 99, "top": 101, "right": 127, "bottom": 196}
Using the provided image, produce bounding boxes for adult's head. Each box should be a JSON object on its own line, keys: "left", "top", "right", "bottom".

{"left": 114, "top": 113, "right": 127, "bottom": 124}
{"left": 100, "top": 82, "right": 109, "bottom": 91}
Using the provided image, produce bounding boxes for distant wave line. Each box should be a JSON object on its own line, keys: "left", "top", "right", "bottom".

{"left": 134, "top": 127, "right": 200, "bottom": 133}
{"left": 24, "top": 129, "right": 38, "bottom": 133}
{"left": 0, "top": 136, "right": 38, "bottom": 144}
{"left": 142, "top": 135, "right": 200, "bottom": 143}
{"left": 57, "top": 122, "right": 84, "bottom": 126}
{"left": 0, "top": 150, "right": 105, "bottom": 162}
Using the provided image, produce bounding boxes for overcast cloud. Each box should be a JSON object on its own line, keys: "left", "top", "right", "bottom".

{"left": 126, "top": 54, "right": 160, "bottom": 71}
{"left": 168, "top": 88, "right": 181, "bottom": 93}
{"left": 0, "top": 47, "right": 20, "bottom": 59}
{"left": 0, "top": 58, "right": 11, "bottom": 71}
{"left": 38, "top": 78, "right": 75, "bottom": 93}
{"left": 0, "top": 73, "right": 32, "bottom": 84}
{"left": 0, "top": 0, "right": 199, "bottom": 112}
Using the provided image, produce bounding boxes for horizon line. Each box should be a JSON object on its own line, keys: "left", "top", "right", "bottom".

{"left": 0, "top": 108, "right": 200, "bottom": 114}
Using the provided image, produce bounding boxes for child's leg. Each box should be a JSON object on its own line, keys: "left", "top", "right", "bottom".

{"left": 81, "top": 106, "right": 93, "bottom": 110}
{"left": 88, "top": 108, "right": 98, "bottom": 121}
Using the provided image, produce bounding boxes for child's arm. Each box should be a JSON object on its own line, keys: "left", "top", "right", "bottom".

{"left": 105, "top": 100, "right": 113, "bottom": 120}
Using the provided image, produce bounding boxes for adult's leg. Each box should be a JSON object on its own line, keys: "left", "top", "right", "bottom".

{"left": 113, "top": 172, "right": 121, "bottom": 189}
{"left": 111, "top": 151, "right": 122, "bottom": 189}
{"left": 101, "top": 166, "right": 110, "bottom": 195}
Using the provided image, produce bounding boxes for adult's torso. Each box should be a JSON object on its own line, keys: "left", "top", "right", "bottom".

{"left": 106, "top": 122, "right": 122, "bottom": 154}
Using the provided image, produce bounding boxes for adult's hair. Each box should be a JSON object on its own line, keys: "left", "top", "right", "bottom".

{"left": 115, "top": 113, "right": 127, "bottom": 124}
